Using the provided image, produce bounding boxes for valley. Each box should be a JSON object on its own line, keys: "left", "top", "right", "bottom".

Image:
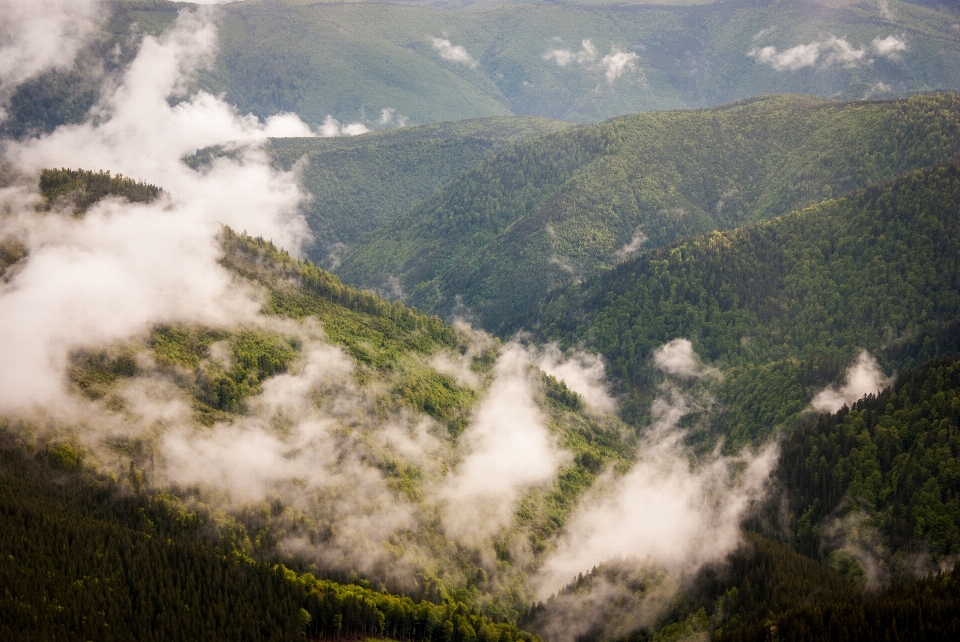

{"left": 2, "top": 0, "right": 960, "bottom": 640}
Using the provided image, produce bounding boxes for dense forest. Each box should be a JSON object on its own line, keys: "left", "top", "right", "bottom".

{"left": 7, "top": 145, "right": 960, "bottom": 638}
{"left": 39, "top": 168, "right": 163, "bottom": 215}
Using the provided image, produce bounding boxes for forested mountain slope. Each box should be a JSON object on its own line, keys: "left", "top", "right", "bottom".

{"left": 0, "top": 430, "right": 542, "bottom": 642}
{"left": 773, "top": 357, "right": 960, "bottom": 570}
{"left": 538, "top": 160, "right": 960, "bottom": 442}
{"left": 263, "top": 116, "right": 570, "bottom": 263}
{"left": 339, "top": 93, "right": 960, "bottom": 332}
{"left": 0, "top": 1, "right": 181, "bottom": 139}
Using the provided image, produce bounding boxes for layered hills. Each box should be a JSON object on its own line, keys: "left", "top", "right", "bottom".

{"left": 337, "top": 93, "right": 960, "bottom": 331}
{"left": 6, "top": 0, "right": 960, "bottom": 637}
{"left": 538, "top": 159, "right": 960, "bottom": 441}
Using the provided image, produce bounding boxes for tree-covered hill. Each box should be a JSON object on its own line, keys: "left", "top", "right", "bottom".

{"left": 537, "top": 159, "right": 960, "bottom": 443}
{"left": 338, "top": 93, "right": 960, "bottom": 332}
{"left": 263, "top": 116, "right": 571, "bottom": 263}
{"left": 0, "top": 1, "right": 182, "bottom": 139}
{"left": 1, "top": 161, "right": 638, "bottom": 630}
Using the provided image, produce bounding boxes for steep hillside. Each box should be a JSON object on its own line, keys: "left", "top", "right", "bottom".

{"left": 0, "top": 160, "right": 637, "bottom": 623}
{"left": 263, "top": 116, "right": 571, "bottom": 263}
{"left": 537, "top": 160, "right": 960, "bottom": 442}
{"left": 339, "top": 93, "right": 960, "bottom": 331}
{"left": 205, "top": 0, "right": 960, "bottom": 127}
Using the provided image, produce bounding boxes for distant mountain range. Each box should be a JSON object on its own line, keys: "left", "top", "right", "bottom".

{"left": 4, "top": 0, "right": 958, "bottom": 138}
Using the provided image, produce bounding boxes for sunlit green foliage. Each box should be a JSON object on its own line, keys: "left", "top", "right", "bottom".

{"left": 222, "top": 229, "right": 459, "bottom": 369}
{"left": 219, "top": 229, "right": 635, "bottom": 554}
{"left": 69, "top": 348, "right": 139, "bottom": 400}
{"left": 394, "top": 371, "right": 477, "bottom": 436}
{"left": 149, "top": 324, "right": 298, "bottom": 418}
{"left": 0, "top": 236, "right": 26, "bottom": 280}
{"left": 283, "top": 566, "right": 539, "bottom": 642}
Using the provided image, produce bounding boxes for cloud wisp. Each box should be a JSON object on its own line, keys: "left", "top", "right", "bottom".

{"left": 0, "top": 4, "right": 438, "bottom": 584}
{"left": 0, "top": 8, "right": 316, "bottom": 414}
{"left": 615, "top": 228, "right": 647, "bottom": 258}
{"left": 749, "top": 35, "right": 907, "bottom": 71}
{"left": 543, "top": 39, "right": 640, "bottom": 84}
{"left": 430, "top": 37, "right": 479, "bottom": 69}
{"left": 0, "top": 0, "right": 102, "bottom": 115}
{"left": 439, "top": 344, "right": 572, "bottom": 544}
{"left": 534, "top": 344, "right": 617, "bottom": 414}
{"left": 652, "top": 338, "right": 721, "bottom": 380}
{"left": 811, "top": 351, "right": 889, "bottom": 413}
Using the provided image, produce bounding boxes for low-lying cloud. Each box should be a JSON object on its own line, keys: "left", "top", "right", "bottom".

{"left": 0, "top": 7, "right": 316, "bottom": 414}
{"left": 749, "top": 34, "right": 907, "bottom": 71}
{"left": 430, "top": 37, "right": 478, "bottom": 69}
{"left": 615, "top": 228, "right": 647, "bottom": 258}
{"left": 601, "top": 50, "right": 639, "bottom": 82}
{"left": 377, "top": 107, "right": 408, "bottom": 128}
{"left": 811, "top": 351, "right": 889, "bottom": 413}
{"left": 543, "top": 40, "right": 598, "bottom": 67}
{"left": 440, "top": 345, "right": 572, "bottom": 544}
{"left": 535, "top": 344, "right": 616, "bottom": 414}
{"left": 652, "top": 338, "right": 720, "bottom": 380}
{"left": 871, "top": 35, "right": 907, "bottom": 58}
{"left": 531, "top": 340, "right": 775, "bottom": 639}
{"left": 319, "top": 114, "right": 369, "bottom": 137}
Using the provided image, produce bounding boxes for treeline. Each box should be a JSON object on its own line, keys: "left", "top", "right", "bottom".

{"left": 718, "top": 559, "right": 960, "bottom": 642}
{"left": 0, "top": 430, "right": 307, "bottom": 641}
{"left": 714, "top": 533, "right": 960, "bottom": 642}
{"left": 39, "top": 167, "right": 162, "bottom": 214}
{"left": 540, "top": 161, "right": 960, "bottom": 440}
